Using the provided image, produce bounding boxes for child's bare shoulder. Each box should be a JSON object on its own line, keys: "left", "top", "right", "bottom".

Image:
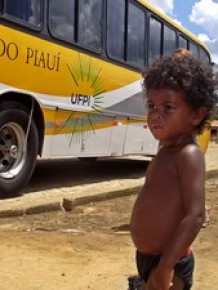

{"left": 178, "top": 143, "right": 204, "bottom": 156}
{"left": 176, "top": 143, "right": 205, "bottom": 168}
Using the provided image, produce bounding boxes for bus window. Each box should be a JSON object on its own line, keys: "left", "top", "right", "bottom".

{"left": 4, "top": 0, "right": 41, "bottom": 27}
{"left": 78, "top": 0, "right": 103, "bottom": 51}
{"left": 189, "top": 42, "right": 199, "bottom": 58}
{"left": 148, "top": 16, "right": 162, "bottom": 65}
{"left": 48, "top": 0, "right": 75, "bottom": 43}
{"left": 107, "top": 0, "right": 125, "bottom": 60}
{"left": 213, "top": 62, "right": 218, "bottom": 90}
{"left": 178, "top": 35, "right": 188, "bottom": 49}
{"left": 127, "top": 3, "right": 146, "bottom": 67}
{"left": 199, "top": 47, "right": 210, "bottom": 62}
{"left": 163, "top": 25, "right": 176, "bottom": 55}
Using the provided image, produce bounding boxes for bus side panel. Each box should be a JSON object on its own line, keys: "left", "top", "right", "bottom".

{"left": 109, "top": 116, "right": 127, "bottom": 156}
{"left": 197, "top": 129, "right": 211, "bottom": 153}
{"left": 124, "top": 119, "right": 159, "bottom": 155}
{"left": 0, "top": 25, "right": 158, "bottom": 159}
{"left": 50, "top": 112, "right": 114, "bottom": 157}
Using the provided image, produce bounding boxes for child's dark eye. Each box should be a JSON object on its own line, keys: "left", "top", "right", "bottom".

{"left": 146, "top": 102, "right": 175, "bottom": 114}
{"left": 147, "top": 103, "right": 156, "bottom": 111}
{"left": 164, "top": 105, "right": 175, "bottom": 113}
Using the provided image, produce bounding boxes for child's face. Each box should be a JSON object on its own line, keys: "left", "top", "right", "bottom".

{"left": 146, "top": 89, "right": 199, "bottom": 144}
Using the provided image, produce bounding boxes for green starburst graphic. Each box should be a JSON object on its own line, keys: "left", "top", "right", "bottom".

{"left": 61, "top": 54, "right": 106, "bottom": 145}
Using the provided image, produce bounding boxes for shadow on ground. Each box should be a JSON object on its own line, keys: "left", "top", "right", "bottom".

{"left": 24, "top": 158, "right": 149, "bottom": 194}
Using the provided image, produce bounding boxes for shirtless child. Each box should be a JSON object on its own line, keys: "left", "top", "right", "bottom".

{"left": 130, "top": 50, "right": 217, "bottom": 290}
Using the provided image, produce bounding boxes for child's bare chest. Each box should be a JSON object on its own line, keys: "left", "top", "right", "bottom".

{"left": 147, "top": 152, "right": 178, "bottom": 185}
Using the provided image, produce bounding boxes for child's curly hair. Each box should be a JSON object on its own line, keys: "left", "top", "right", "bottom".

{"left": 143, "top": 49, "right": 217, "bottom": 134}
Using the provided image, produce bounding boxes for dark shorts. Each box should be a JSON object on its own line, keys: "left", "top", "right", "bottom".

{"left": 136, "top": 250, "right": 195, "bottom": 290}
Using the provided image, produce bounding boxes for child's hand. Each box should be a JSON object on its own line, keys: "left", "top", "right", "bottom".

{"left": 146, "top": 267, "right": 174, "bottom": 290}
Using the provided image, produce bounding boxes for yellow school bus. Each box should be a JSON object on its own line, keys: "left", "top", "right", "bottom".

{"left": 0, "top": 0, "right": 212, "bottom": 197}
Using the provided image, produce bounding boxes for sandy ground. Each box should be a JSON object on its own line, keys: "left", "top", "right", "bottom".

{"left": 0, "top": 144, "right": 217, "bottom": 290}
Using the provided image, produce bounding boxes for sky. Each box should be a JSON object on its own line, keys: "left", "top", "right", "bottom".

{"left": 146, "top": 0, "right": 218, "bottom": 63}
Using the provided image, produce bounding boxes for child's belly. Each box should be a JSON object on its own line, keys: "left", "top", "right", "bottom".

{"left": 130, "top": 195, "right": 182, "bottom": 253}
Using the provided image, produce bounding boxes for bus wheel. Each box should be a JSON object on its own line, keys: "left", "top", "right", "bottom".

{"left": 0, "top": 103, "right": 38, "bottom": 198}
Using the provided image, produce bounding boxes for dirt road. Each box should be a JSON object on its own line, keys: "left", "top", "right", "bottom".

{"left": 0, "top": 183, "right": 218, "bottom": 290}
{"left": 0, "top": 145, "right": 217, "bottom": 290}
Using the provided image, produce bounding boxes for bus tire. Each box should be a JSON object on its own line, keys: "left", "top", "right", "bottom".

{"left": 0, "top": 102, "right": 38, "bottom": 198}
